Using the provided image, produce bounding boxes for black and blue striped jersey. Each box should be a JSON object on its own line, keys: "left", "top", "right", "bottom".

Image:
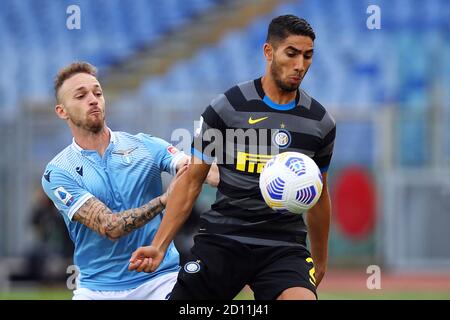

{"left": 192, "top": 78, "right": 336, "bottom": 247}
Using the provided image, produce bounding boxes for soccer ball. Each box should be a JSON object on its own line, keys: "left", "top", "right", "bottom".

{"left": 259, "top": 152, "right": 323, "bottom": 214}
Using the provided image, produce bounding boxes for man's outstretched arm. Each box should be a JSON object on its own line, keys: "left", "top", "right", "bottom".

{"left": 73, "top": 197, "right": 164, "bottom": 241}
{"left": 306, "top": 172, "right": 331, "bottom": 287}
{"left": 73, "top": 165, "right": 188, "bottom": 241}
{"left": 176, "top": 155, "right": 219, "bottom": 187}
{"left": 129, "top": 156, "right": 210, "bottom": 273}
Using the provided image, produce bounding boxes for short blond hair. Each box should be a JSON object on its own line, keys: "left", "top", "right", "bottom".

{"left": 54, "top": 62, "right": 97, "bottom": 102}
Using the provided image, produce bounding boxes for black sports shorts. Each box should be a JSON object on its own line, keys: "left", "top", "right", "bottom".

{"left": 169, "top": 234, "right": 317, "bottom": 300}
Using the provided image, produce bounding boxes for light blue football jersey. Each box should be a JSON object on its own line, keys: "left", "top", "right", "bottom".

{"left": 42, "top": 129, "right": 185, "bottom": 291}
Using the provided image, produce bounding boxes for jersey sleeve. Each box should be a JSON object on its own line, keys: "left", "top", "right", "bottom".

{"left": 313, "top": 113, "right": 336, "bottom": 173}
{"left": 191, "top": 94, "right": 227, "bottom": 164}
{"left": 41, "top": 165, "right": 93, "bottom": 221}
{"left": 137, "top": 133, "right": 186, "bottom": 175}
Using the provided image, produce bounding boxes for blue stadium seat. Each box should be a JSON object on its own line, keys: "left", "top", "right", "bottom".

{"left": 128, "top": 0, "right": 450, "bottom": 167}
{"left": 0, "top": 0, "right": 222, "bottom": 112}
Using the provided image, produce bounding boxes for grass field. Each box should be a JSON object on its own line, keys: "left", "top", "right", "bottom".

{"left": 3, "top": 271, "right": 450, "bottom": 300}
{"left": 235, "top": 290, "right": 450, "bottom": 300}
{"left": 2, "top": 288, "right": 450, "bottom": 300}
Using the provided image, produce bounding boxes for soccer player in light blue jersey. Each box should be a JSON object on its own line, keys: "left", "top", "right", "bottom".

{"left": 41, "top": 62, "right": 219, "bottom": 300}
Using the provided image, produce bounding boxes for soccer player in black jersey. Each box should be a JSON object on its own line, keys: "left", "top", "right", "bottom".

{"left": 129, "top": 14, "right": 336, "bottom": 300}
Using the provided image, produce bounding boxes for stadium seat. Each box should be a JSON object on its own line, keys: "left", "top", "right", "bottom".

{"left": 0, "top": 0, "right": 222, "bottom": 111}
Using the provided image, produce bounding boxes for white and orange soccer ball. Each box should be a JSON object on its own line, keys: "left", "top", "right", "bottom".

{"left": 259, "top": 152, "right": 323, "bottom": 214}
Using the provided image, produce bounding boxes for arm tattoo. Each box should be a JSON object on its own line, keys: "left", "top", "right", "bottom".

{"left": 73, "top": 196, "right": 164, "bottom": 240}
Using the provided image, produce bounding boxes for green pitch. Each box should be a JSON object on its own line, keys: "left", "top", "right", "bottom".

{"left": 2, "top": 288, "right": 450, "bottom": 300}
{"left": 234, "top": 290, "right": 450, "bottom": 300}
{"left": 0, "top": 289, "right": 72, "bottom": 300}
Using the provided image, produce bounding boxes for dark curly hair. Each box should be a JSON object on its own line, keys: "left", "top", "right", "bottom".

{"left": 266, "top": 15, "right": 316, "bottom": 47}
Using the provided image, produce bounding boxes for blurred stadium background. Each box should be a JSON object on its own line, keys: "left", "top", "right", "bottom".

{"left": 1, "top": 0, "right": 450, "bottom": 300}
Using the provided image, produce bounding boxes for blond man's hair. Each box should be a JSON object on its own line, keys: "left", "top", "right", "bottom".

{"left": 54, "top": 62, "right": 97, "bottom": 102}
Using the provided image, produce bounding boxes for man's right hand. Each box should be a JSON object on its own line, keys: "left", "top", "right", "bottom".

{"left": 128, "top": 246, "right": 165, "bottom": 273}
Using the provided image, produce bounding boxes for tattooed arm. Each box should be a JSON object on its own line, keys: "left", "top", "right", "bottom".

{"left": 73, "top": 196, "right": 165, "bottom": 241}
{"left": 73, "top": 165, "right": 188, "bottom": 241}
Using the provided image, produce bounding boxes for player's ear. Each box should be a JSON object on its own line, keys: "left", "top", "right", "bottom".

{"left": 55, "top": 104, "right": 69, "bottom": 120}
{"left": 263, "top": 43, "right": 274, "bottom": 62}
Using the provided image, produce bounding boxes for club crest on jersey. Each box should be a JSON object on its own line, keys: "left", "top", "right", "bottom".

{"left": 272, "top": 129, "right": 291, "bottom": 149}
{"left": 113, "top": 147, "right": 138, "bottom": 165}
{"left": 54, "top": 187, "right": 74, "bottom": 207}
{"left": 184, "top": 261, "right": 201, "bottom": 274}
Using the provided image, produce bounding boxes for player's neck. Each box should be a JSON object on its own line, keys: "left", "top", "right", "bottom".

{"left": 261, "top": 75, "right": 297, "bottom": 105}
{"left": 72, "top": 125, "right": 110, "bottom": 157}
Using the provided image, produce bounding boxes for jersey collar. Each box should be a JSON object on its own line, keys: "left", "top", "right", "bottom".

{"left": 254, "top": 77, "right": 300, "bottom": 109}
{"left": 71, "top": 127, "right": 116, "bottom": 154}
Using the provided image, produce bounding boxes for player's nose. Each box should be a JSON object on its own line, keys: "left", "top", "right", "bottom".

{"left": 87, "top": 92, "right": 99, "bottom": 106}
{"left": 294, "top": 56, "right": 305, "bottom": 74}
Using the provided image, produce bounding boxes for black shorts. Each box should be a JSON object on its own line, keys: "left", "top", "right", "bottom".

{"left": 169, "top": 234, "right": 317, "bottom": 300}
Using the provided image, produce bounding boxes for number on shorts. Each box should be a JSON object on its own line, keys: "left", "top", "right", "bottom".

{"left": 306, "top": 257, "right": 316, "bottom": 286}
